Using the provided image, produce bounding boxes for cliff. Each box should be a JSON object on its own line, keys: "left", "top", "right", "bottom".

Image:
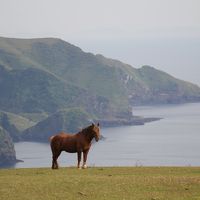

{"left": 0, "top": 126, "right": 17, "bottom": 167}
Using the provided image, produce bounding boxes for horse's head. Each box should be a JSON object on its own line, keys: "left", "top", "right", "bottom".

{"left": 91, "top": 123, "right": 100, "bottom": 142}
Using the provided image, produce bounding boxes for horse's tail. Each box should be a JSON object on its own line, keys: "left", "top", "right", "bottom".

{"left": 49, "top": 135, "right": 55, "bottom": 142}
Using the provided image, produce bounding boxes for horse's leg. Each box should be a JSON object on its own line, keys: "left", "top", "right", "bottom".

{"left": 52, "top": 158, "right": 56, "bottom": 169}
{"left": 52, "top": 155, "right": 58, "bottom": 169}
{"left": 82, "top": 150, "right": 89, "bottom": 169}
{"left": 52, "top": 150, "right": 61, "bottom": 169}
{"left": 51, "top": 150, "right": 56, "bottom": 169}
{"left": 77, "top": 151, "right": 82, "bottom": 169}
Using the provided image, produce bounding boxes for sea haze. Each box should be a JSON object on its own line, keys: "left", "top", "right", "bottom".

{"left": 15, "top": 103, "right": 200, "bottom": 168}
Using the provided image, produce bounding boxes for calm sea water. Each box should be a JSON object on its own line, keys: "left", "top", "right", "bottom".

{"left": 15, "top": 103, "right": 200, "bottom": 168}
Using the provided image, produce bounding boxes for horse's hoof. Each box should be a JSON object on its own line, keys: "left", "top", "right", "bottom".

{"left": 82, "top": 165, "right": 87, "bottom": 169}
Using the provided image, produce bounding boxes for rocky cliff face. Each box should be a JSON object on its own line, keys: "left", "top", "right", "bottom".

{"left": 0, "top": 126, "right": 16, "bottom": 167}
{"left": 0, "top": 112, "right": 20, "bottom": 142}
{"left": 114, "top": 65, "right": 200, "bottom": 105}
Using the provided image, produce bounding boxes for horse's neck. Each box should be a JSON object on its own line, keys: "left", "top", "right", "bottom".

{"left": 81, "top": 128, "right": 93, "bottom": 143}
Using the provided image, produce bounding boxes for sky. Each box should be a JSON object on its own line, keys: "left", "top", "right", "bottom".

{"left": 0, "top": 0, "right": 200, "bottom": 85}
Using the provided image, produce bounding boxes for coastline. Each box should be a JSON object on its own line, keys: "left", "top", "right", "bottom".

{"left": 97, "top": 116, "right": 161, "bottom": 127}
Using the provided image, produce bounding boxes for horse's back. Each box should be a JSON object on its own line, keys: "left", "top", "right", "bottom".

{"left": 50, "top": 132, "right": 73, "bottom": 144}
{"left": 50, "top": 132, "right": 78, "bottom": 153}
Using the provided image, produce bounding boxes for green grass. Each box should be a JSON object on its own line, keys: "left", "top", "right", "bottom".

{"left": 1, "top": 111, "right": 36, "bottom": 132}
{"left": 0, "top": 167, "right": 200, "bottom": 200}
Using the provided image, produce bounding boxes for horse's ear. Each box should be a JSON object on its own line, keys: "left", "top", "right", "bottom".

{"left": 91, "top": 123, "right": 95, "bottom": 127}
{"left": 97, "top": 122, "right": 100, "bottom": 127}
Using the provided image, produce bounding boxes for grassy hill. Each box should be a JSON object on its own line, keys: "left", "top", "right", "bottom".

{"left": 132, "top": 65, "right": 200, "bottom": 105}
{"left": 0, "top": 167, "right": 200, "bottom": 200}
{"left": 1, "top": 36, "right": 200, "bottom": 116}
{"left": 0, "top": 37, "right": 130, "bottom": 115}
{"left": 0, "top": 111, "right": 35, "bottom": 132}
{"left": 0, "top": 64, "right": 112, "bottom": 117}
{"left": 22, "top": 108, "right": 93, "bottom": 142}
{"left": 0, "top": 111, "right": 35, "bottom": 141}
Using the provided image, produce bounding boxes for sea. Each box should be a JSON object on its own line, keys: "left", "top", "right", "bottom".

{"left": 14, "top": 103, "right": 200, "bottom": 168}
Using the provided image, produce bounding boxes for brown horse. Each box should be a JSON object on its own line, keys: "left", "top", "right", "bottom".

{"left": 50, "top": 123, "right": 100, "bottom": 169}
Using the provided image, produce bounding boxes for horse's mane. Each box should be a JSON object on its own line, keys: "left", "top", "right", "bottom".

{"left": 80, "top": 124, "right": 93, "bottom": 135}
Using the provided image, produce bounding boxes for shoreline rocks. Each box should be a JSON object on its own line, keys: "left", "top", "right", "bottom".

{"left": 0, "top": 127, "right": 17, "bottom": 167}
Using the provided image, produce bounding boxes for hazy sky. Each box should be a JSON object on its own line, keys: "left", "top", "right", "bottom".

{"left": 0, "top": 0, "right": 200, "bottom": 85}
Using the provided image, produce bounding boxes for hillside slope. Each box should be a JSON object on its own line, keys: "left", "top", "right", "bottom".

{"left": 0, "top": 36, "right": 199, "bottom": 113}
{"left": 22, "top": 108, "right": 92, "bottom": 142}
{"left": 0, "top": 110, "right": 35, "bottom": 141}
{"left": 130, "top": 65, "right": 200, "bottom": 105}
{"left": 0, "top": 64, "right": 112, "bottom": 117}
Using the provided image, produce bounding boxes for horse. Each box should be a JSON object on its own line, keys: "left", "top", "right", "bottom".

{"left": 50, "top": 123, "right": 100, "bottom": 169}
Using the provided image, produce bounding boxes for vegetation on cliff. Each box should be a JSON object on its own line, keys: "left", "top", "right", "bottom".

{"left": 22, "top": 108, "right": 93, "bottom": 142}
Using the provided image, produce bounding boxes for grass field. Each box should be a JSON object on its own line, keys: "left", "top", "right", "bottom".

{"left": 0, "top": 167, "right": 200, "bottom": 200}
